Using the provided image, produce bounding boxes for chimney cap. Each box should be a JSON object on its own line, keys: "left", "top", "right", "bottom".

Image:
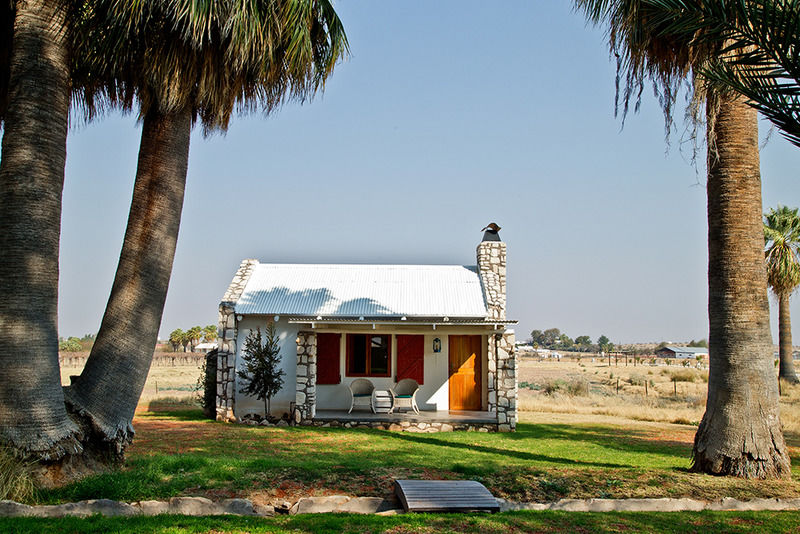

{"left": 481, "top": 222, "right": 501, "bottom": 242}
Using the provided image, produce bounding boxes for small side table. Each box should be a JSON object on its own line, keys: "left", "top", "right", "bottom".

{"left": 373, "top": 390, "right": 392, "bottom": 414}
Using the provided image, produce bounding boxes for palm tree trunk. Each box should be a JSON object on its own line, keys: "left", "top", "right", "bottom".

{"left": 778, "top": 292, "right": 799, "bottom": 384}
{"left": 0, "top": 0, "right": 81, "bottom": 460}
{"left": 65, "top": 106, "right": 192, "bottom": 459}
{"left": 692, "top": 92, "right": 791, "bottom": 478}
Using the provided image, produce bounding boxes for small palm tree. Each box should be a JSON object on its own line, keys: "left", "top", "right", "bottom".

{"left": 764, "top": 206, "right": 800, "bottom": 384}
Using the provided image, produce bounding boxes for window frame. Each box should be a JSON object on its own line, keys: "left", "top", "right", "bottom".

{"left": 346, "top": 333, "right": 392, "bottom": 378}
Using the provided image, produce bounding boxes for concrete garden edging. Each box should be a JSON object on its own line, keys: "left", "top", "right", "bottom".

{"left": 2, "top": 496, "right": 800, "bottom": 518}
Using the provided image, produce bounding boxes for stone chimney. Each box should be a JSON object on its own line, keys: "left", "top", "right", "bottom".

{"left": 476, "top": 223, "right": 506, "bottom": 320}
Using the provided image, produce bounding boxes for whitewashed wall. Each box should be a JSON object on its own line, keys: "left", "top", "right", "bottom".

{"left": 234, "top": 317, "right": 299, "bottom": 417}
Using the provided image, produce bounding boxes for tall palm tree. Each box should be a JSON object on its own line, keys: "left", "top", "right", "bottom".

{"left": 764, "top": 206, "right": 800, "bottom": 384}
{"left": 0, "top": 0, "right": 84, "bottom": 459}
{"left": 63, "top": 0, "right": 348, "bottom": 458}
{"left": 576, "top": 0, "right": 791, "bottom": 478}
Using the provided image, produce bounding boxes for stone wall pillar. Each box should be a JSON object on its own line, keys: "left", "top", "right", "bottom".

{"left": 295, "top": 331, "right": 317, "bottom": 423}
{"left": 495, "top": 331, "right": 516, "bottom": 432}
{"left": 215, "top": 259, "right": 259, "bottom": 422}
{"left": 216, "top": 306, "right": 237, "bottom": 422}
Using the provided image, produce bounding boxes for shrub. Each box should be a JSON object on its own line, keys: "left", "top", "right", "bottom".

{"left": 0, "top": 447, "right": 36, "bottom": 503}
{"left": 566, "top": 377, "right": 589, "bottom": 397}
{"left": 628, "top": 374, "right": 647, "bottom": 386}
{"left": 670, "top": 369, "right": 697, "bottom": 383}
{"left": 542, "top": 379, "right": 566, "bottom": 395}
{"left": 197, "top": 349, "right": 218, "bottom": 418}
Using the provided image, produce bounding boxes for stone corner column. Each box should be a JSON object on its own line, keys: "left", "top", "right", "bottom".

{"left": 495, "top": 330, "right": 516, "bottom": 432}
{"left": 295, "top": 331, "right": 317, "bottom": 423}
{"left": 215, "top": 304, "right": 238, "bottom": 423}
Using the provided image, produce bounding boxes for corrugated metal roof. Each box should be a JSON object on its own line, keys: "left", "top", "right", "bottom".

{"left": 234, "top": 263, "right": 488, "bottom": 318}
{"left": 662, "top": 346, "right": 709, "bottom": 354}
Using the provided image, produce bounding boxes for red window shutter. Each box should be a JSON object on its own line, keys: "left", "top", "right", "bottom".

{"left": 396, "top": 334, "right": 424, "bottom": 384}
{"left": 317, "top": 333, "right": 341, "bottom": 384}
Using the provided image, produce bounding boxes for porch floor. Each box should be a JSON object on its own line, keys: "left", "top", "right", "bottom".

{"left": 313, "top": 409, "right": 496, "bottom": 424}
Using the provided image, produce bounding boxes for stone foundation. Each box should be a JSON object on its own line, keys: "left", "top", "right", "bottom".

{"left": 306, "top": 420, "right": 499, "bottom": 432}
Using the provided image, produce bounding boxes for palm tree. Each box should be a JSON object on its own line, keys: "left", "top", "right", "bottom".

{"left": 64, "top": 0, "right": 348, "bottom": 458}
{"left": 0, "top": 0, "right": 84, "bottom": 459}
{"left": 764, "top": 206, "right": 800, "bottom": 384}
{"left": 576, "top": 0, "right": 791, "bottom": 478}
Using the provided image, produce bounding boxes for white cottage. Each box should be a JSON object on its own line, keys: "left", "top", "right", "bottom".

{"left": 215, "top": 226, "right": 517, "bottom": 432}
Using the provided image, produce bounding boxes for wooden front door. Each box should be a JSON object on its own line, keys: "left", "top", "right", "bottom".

{"left": 448, "top": 335, "right": 482, "bottom": 410}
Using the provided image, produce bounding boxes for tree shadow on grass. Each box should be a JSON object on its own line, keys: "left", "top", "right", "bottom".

{"left": 374, "top": 428, "right": 629, "bottom": 469}
{"left": 516, "top": 423, "right": 693, "bottom": 457}
{"left": 139, "top": 407, "right": 206, "bottom": 421}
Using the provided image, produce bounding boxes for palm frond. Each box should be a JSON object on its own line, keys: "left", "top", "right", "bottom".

{"left": 73, "top": 0, "right": 349, "bottom": 133}
{"left": 642, "top": 0, "right": 800, "bottom": 148}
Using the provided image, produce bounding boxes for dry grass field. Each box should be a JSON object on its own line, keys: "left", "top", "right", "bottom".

{"left": 517, "top": 356, "right": 800, "bottom": 438}
{"left": 59, "top": 352, "right": 205, "bottom": 408}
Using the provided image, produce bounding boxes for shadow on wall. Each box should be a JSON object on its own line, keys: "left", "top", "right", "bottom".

{"left": 237, "top": 286, "right": 396, "bottom": 317}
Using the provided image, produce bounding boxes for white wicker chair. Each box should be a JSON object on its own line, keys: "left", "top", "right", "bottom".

{"left": 348, "top": 378, "right": 375, "bottom": 413}
{"left": 389, "top": 379, "right": 420, "bottom": 414}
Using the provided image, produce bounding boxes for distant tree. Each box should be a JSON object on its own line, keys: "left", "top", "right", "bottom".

{"left": 558, "top": 334, "right": 574, "bottom": 350}
{"left": 598, "top": 335, "right": 611, "bottom": 353}
{"left": 169, "top": 329, "right": 184, "bottom": 352}
{"left": 186, "top": 326, "right": 203, "bottom": 352}
{"left": 530, "top": 330, "right": 544, "bottom": 348}
{"left": 542, "top": 328, "right": 561, "bottom": 348}
{"left": 688, "top": 339, "right": 709, "bottom": 348}
{"left": 575, "top": 335, "right": 592, "bottom": 347}
{"left": 238, "top": 323, "right": 285, "bottom": 416}
{"left": 58, "top": 337, "right": 82, "bottom": 353}
{"left": 203, "top": 325, "right": 217, "bottom": 343}
{"left": 764, "top": 205, "right": 800, "bottom": 384}
{"left": 80, "top": 333, "right": 96, "bottom": 343}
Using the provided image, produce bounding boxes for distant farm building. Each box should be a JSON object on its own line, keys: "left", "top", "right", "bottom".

{"left": 194, "top": 342, "right": 218, "bottom": 354}
{"left": 655, "top": 346, "right": 708, "bottom": 359}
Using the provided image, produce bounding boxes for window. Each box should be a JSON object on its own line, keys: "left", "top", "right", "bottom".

{"left": 346, "top": 334, "right": 391, "bottom": 377}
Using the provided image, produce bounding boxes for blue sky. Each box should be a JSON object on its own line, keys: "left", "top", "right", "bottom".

{"left": 59, "top": 1, "right": 799, "bottom": 344}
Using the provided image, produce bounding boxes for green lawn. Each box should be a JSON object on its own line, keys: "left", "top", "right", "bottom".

{"left": 3, "top": 511, "right": 800, "bottom": 534}
{"left": 38, "top": 407, "right": 800, "bottom": 505}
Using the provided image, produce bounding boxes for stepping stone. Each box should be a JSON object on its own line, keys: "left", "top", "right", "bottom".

{"left": 394, "top": 480, "right": 499, "bottom": 513}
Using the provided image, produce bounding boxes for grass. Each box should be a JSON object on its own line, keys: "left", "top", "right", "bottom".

{"left": 3, "top": 511, "right": 800, "bottom": 533}
{"left": 0, "top": 446, "right": 36, "bottom": 502}
{"left": 36, "top": 406, "right": 800, "bottom": 507}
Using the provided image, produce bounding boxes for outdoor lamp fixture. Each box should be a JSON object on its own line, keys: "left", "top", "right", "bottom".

{"left": 433, "top": 338, "right": 442, "bottom": 353}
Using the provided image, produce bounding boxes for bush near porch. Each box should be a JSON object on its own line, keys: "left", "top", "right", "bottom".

{"left": 38, "top": 405, "right": 800, "bottom": 507}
